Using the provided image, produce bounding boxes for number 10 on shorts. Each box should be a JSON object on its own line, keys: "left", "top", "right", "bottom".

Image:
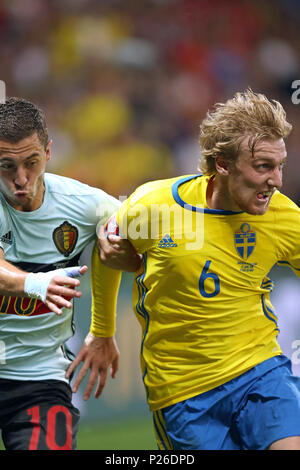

{"left": 27, "top": 405, "right": 73, "bottom": 450}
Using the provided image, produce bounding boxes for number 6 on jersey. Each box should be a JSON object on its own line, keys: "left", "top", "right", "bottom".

{"left": 199, "top": 260, "right": 220, "bottom": 298}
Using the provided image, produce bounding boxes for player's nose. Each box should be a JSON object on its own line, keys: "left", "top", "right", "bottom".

{"left": 14, "top": 166, "right": 28, "bottom": 187}
{"left": 267, "top": 166, "right": 282, "bottom": 190}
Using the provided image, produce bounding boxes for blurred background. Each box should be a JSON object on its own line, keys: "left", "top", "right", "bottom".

{"left": 0, "top": 0, "right": 300, "bottom": 450}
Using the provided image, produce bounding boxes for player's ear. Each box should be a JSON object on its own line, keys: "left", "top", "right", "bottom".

{"left": 215, "top": 154, "right": 230, "bottom": 176}
{"left": 45, "top": 139, "right": 52, "bottom": 162}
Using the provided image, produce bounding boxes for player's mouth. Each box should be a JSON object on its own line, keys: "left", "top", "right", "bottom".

{"left": 14, "top": 190, "right": 29, "bottom": 200}
{"left": 256, "top": 190, "right": 273, "bottom": 203}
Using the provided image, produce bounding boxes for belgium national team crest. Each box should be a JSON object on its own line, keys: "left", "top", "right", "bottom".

{"left": 234, "top": 223, "right": 256, "bottom": 260}
{"left": 53, "top": 221, "right": 78, "bottom": 257}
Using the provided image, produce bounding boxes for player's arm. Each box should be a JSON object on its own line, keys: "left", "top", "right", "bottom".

{"left": 97, "top": 187, "right": 152, "bottom": 276}
{"left": 97, "top": 224, "right": 142, "bottom": 272}
{"left": 97, "top": 194, "right": 147, "bottom": 272}
{"left": 66, "top": 242, "right": 122, "bottom": 400}
{"left": 66, "top": 193, "right": 149, "bottom": 399}
{"left": 0, "top": 248, "right": 87, "bottom": 315}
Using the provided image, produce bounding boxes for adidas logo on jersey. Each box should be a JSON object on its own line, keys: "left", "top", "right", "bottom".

{"left": 0, "top": 231, "right": 12, "bottom": 245}
{"left": 158, "top": 234, "right": 178, "bottom": 248}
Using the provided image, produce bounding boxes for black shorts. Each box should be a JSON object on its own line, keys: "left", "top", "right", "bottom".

{"left": 0, "top": 379, "right": 80, "bottom": 450}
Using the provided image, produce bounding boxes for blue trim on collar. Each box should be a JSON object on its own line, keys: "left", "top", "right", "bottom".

{"left": 171, "top": 174, "right": 244, "bottom": 215}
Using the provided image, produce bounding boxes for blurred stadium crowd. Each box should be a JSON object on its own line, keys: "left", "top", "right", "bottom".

{"left": 0, "top": 0, "right": 299, "bottom": 202}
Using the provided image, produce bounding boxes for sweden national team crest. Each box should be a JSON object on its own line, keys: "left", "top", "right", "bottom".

{"left": 234, "top": 223, "right": 256, "bottom": 260}
{"left": 53, "top": 221, "right": 78, "bottom": 257}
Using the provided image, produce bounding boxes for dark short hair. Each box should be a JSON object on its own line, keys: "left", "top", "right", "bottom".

{"left": 0, "top": 97, "right": 49, "bottom": 149}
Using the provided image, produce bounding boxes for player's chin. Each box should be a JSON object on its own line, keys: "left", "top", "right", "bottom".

{"left": 247, "top": 202, "right": 270, "bottom": 216}
{"left": 238, "top": 197, "right": 269, "bottom": 215}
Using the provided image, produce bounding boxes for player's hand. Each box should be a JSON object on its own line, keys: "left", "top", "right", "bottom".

{"left": 66, "top": 333, "right": 119, "bottom": 400}
{"left": 45, "top": 265, "right": 88, "bottom": 315}
{"left": 98, "top": 225, "right": 142, "bottom": 272}
{"left": 25, "top": 265, "right": 88, "bottom": 315}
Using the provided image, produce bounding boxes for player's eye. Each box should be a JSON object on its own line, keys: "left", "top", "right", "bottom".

{"left": 255, "top": 163, "right": 269, "bottom": 171}
{"left": 26, "top": 160, "right": 38, "bottom": 167}
{"left": 0, "top": 163, "right": 15, "bottom": 170}
{"left": 259, "top": 164, "right": 269, "bottom": 169}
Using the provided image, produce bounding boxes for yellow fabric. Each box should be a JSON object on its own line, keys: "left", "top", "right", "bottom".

{"left": 114, "top": 174, "right": 300, "bottom": 411}
{"left": 90, "top": 242, "right": 122, "bottom": 337}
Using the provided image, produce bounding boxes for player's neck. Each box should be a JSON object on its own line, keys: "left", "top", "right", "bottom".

{"left": 206, "top": 174, "right": 239, "bottom": 212}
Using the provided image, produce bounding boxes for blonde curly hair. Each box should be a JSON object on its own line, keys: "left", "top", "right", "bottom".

{"left": 198, "top": 89, "right": 292, "bottom": 175}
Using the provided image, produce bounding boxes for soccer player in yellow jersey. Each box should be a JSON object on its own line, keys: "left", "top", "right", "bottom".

{"left": 71, "top": 90, "right": 300, "bottom": 450}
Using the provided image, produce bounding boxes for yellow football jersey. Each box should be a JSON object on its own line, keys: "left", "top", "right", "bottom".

{"left": 113, "top": 174, "right": 300, "bottom": 411}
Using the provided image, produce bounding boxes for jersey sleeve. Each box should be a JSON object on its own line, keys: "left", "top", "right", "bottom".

{"left": 90, "top": 184, "right": 159, "bottom": 336}
{"left": 279, "top": 244, "right": 300, "bottom": 278}
{"left": 90, "top": 242, "right": 122, "bottom": 337}
{"left": 89, "top": 189, "right": 122, "bottom": 337}
{"left": 113, "top": 182, "right": 162, "bottom": 254}
{"left": 276, "top": 197, "right": 300, "bottom": 278}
